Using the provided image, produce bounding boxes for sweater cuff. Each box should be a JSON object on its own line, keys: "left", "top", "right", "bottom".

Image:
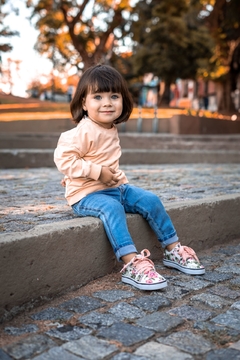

{"left": 89, "top": 163, "right": 102, "bottom": 180}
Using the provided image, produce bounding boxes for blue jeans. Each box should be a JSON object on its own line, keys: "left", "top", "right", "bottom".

{"left": 72, "top": 184, "right": 178, "bottom": 261}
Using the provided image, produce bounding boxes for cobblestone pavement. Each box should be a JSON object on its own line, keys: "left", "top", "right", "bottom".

{"left": 0, "top": 240, "right": 240, "bottom": 359}
{"left": 1, "top": 163, "right": 240, "bottom": 233}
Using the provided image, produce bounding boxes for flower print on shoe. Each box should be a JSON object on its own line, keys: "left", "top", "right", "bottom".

{"left": 120, "top": 249, "right": 167, "bottom": 290}
{"left": 163, "top": 243, "right": 205, "bottom": 275}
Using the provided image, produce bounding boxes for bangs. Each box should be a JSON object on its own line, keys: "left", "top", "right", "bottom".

{"left": 87, "top": 69, "right": 122, "bottom": 94}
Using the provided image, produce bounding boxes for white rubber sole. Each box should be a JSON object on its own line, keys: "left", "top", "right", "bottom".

{"left": 121, "top": 276, "right": 168, "bottom": 291}
{"left": 163, "top": 259, "right": 205, "bottom": 275}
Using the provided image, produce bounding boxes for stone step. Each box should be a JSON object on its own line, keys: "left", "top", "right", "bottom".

{"left": 1, "top": 132, "right": 240, "bottom": 150}
{"left": 0, "top": 148, "right": 239, "bottom": 169}
{"left": 1, "top": 193, "right": 240, "bottom": 322}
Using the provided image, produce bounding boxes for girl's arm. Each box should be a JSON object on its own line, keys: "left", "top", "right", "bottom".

{"left": 54, "top": 142, "right": 102, "bottom": 181}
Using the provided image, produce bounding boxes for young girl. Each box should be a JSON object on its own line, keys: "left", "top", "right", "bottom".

{"left": 54, "top": 64, "right": 205, "bottom": 291}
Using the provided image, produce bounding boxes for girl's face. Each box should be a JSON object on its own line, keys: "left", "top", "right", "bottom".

{"left": 82, "top": 91, "right": 123, "bottom": 129}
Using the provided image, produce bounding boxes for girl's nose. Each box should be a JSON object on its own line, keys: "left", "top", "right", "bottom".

{"left": 103, "top": 98, "right": 112, "bottom": 105}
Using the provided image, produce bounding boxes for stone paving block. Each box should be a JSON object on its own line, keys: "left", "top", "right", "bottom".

{"left": 194, "top": 321, "right": 227, "bottom": 333}
{"left": 208, "top": 285, "right": 240, "bottom": 299}
{"left": 4, "top": 324, "right": 39, "bottom": 336}
{"left": 0, "top": 349, "right": 12, "bottom": 360}
{"left": 130, "top": 294, "right": 171, "bottom": 312}
{"left": 30, "top": 307, "right": 73, "bottom": 321}
{"left": 230, "top": 276, "right": 240, "bottom": 286}
{"left": 136, "top": 311, "right": 184, "bottom": 333}
{"left": 63, "top": 335, "right": 117, "bottom": 359}
{"left": 197, "top": 271, "right": 233, "bottom": 283}
{"left": 134, "top": 341, "right": 193, "bottom": 360}
{"left": 216, "top": 264, "right": 240, "bottom": 275}
{"left": 213, "top": 246, "right": 240, "bottom": 256}
{"left": 2, "top": 334, "right": 57, "bottom": 360}
{"left": 157, "top": 330, "right": 214, "bottom": 355}
{"left": 111, "top": 352, "right": 148, "bottom": 360}
{"left": 97, "top": 322, "right": 154, "bottom": 347}
{"left": 211, "top": 309, "right": 240, "bottom": 330}
{"left": 92, "top": 290, "right": 134, "bottom": 302}
{"left": 161, "top": 285, "right": 190, "bottom": 300}
{"left": 46, "top": 325, "right": 92, "bottom": 341}
{"left": 165, "top": 274, "right": 190, "bottom": 282}
{"left": 231, "top": 301, "right": 240, "bottom": 310}
{"left": 231, "top": 253, "right": 240, "bottom": 262}
{"left": 193, "top": 321, "right": 240, "bottom": 343}
{"left": 59, "top": 296, "right": 105, "bottom": 314}
{"left": 230, "top": 340, "right": 240, "bottom": 350}
{"left": 168, "top": 304, "right": 214, "bottom": 321}
{"left": 206, "top": 348, "right": 240, "bottom": 359}
{"left": 173, "top": 278, "right": 211, "bottom": 291}
{"left": 78, "top": 311, "right": 121, "bottom": 329}
{"left": 190, "top": 293, "right": 232, "bottom": 309}
{"left": 108, "top": 302, "right": 144, "bottom": 319}
{"left": 32, "top": 346, "right": 81, "bottom": 360}
{"left": 200, "top": 255, "right": 224, "bottom": 267}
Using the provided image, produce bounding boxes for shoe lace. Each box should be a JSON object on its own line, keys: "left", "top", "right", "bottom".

{"left": 120, "top": 249, "right": 155, "bottom": 274}
{"left": 178, "top": 245, "right": 200, "bottom": 263}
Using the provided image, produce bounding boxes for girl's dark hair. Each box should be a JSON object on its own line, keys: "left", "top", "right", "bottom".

{"left": 70, "top": 64, "right": 133, "bottom": 124}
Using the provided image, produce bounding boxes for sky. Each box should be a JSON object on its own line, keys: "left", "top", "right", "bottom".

{"left": 1, "top": 0, "right": 52, "bottom": 97}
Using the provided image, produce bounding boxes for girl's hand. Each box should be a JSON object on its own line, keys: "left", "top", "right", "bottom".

{"left": 61, "top": 178, "right": 66, "bottom": 187}
{"left": 99, "top": 166, "right": 120, "bottom": 186}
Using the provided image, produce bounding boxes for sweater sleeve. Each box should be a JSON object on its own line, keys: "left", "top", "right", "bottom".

{"left": 54, "top": 130, "right": 102, "bottom": 181}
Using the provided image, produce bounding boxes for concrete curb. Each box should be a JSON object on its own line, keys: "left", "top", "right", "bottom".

{"left": 1, "top": 133, "right": 240, "bottom": 150}
{"left": 120, "top": 149, "right": 240, "bottom": 164}
{"left": 1, "top": 149, "right": 240, "bottom": 168}
{"left": 1, "top": 193, "right": 240, "bottom": 321}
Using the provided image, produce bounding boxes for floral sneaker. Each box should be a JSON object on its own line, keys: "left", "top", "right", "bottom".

{"left": 163, "top": 243, "right": 205, "bottom": 275}
{"left": 120, "top": 249, "right": 167, "bottom": 290}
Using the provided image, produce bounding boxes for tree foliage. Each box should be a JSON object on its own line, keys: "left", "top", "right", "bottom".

{"left": 27, "top": 0, "right": 133, "bottom": 70}
{"left": 0, "top": 0, "right": 19, "bottom": 53}
{"left": 200, "top": 0, "right": 240, "bottom": 110}
{"left": 204, "top": 0, "right": 240, "bottom": 82}
{"left": 130, "top": 0, "right": 214, "bottom": 85}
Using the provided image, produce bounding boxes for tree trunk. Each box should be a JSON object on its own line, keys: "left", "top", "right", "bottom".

{"left": 223, "top": 72, "right": 236, "bottom": 112}
{"left": 159, "top": 81, "right": 171, "bottom": 106}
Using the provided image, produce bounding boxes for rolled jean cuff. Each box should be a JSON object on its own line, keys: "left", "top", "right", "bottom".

{"left": 115, "top": 244, "right": 138, "bottom": 262}
{"left": 161, "top": 234, "right": 179, "bottom": 249}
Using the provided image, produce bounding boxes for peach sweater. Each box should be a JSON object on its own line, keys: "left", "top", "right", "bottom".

{"left": 54, "top": 117, "right": 128, "bottom": 205}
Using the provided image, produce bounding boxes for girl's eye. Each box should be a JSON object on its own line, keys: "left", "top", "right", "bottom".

{"left": 94, "top": 95, "right": 102, "bottom": 100}
{"left": 111, "top": 94, "right": 119, "bottom": 99}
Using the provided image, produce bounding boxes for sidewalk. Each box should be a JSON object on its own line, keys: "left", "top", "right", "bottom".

{"left": 0, "top": 163, "right": 240, "bottom": 359}
{"left": 1, "top": 163, "right": 240, "bottom": 233}
{"left": 0, "top": 239, "right": 240, "bottom": 359}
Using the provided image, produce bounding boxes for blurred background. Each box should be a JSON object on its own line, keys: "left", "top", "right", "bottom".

{"left": 0, "top": 0, "right": 239, "bottom": 115}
